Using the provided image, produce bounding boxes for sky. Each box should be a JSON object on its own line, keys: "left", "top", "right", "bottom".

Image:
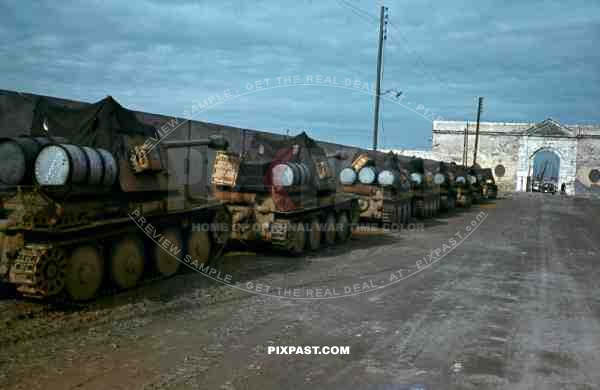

{"left": 1, "top": 0, "right": 599, "bottom": 149}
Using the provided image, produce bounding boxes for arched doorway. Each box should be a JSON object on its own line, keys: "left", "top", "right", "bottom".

{"left": 527, "top": 148, "right": 561, "bottom": 192}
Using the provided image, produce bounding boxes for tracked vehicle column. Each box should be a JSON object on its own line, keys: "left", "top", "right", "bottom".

{"left": 340, "top": 151, "right": 413, "bottom": 227}
{"left": 211, "top": 132, "right": 360, "bottom": 255}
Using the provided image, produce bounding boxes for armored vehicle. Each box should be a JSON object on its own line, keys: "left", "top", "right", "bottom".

{"left": 397, "top": 156, "right": 441, "bottom": 218}
{"left": 339, "top": 151, "right": 413, "bottom": 226}
{"left": 447, "top": 163, "right": 473, "bottom": 208}
{"left": 0, "top": 97, "right": 230, "bottom": 301}
{"left": 477, "top": 167, "right": 498, "bottom": 199}
{"left": 210, "top": 132, "right": 360, "bottom": 255}
{"left": 467, "top": 166, "right": 484, "bottom": 204}
{"left": 430, "top": 161, "right": 457, "bottom": 211}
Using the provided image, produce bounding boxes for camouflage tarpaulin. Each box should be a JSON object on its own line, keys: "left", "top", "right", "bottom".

{"left": 29, "top": 96, "right": 155, "bottom": 158}
{"left": 241, "top": 131, "right": 336, "bottom": 192}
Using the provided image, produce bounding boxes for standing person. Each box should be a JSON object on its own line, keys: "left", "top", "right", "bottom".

{"left": 561, "top": 182, "right": 566, "bottom": 194}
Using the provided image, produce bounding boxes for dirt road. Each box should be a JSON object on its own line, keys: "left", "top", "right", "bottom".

{"left": 1, "top": 193, "right": 599, "bottom": 389}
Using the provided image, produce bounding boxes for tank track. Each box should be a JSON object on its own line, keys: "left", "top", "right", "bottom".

{"left": 7, "top": 206, "right": 230, "bottom": 301}
{"left": 381, "top": 203, "right": 396, "bottom": 225}
{"left": 269, "top": 198, "right": 359, "bottom": 253}
{"left": 10, "top": 241, "right": 181, "bottom": 302}
{"left": 11, "top": 244, "right": 66, "bottom": 298}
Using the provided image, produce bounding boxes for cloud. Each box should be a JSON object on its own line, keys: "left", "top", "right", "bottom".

{"left": 0, "top": 0, "right": 599, "bottom": 148}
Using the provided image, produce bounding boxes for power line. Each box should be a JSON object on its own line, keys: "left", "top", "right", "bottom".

{"left": 344, "top": 0, "right": 452, "bottom": 87}
{"left": 335, "top": 0, "right": 377, "bottom": 26}
{"left": 340, "top": 0, "right": 379, "bottom": 21}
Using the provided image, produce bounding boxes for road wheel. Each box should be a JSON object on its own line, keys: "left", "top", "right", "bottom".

{"left": 336, "top": 211, "right": 351, "bottom": 242}
{"left": 396, "top": 206, "right": 403, "bottom": 228}
{"left": 323, "top": 212, "right": 337, "bottom": 245}
{"left": 288, "top": 222, "right": 306, "bottom": 255}
{"left": 187, "top": 230, "right": 212, "bottom": 265}
{"left": 306, "top": 217, "right": 321, "bottom": 251}
{"left": 394, "top": 206, "right": 404, "bottom": 229}
{"left": 153, "top": 227, "right": 182, "bottom": 277}
{"left": 64, "top": 245, "right": 104, "bottom": 301}
{"left": 109, "top": 236, "right": 145, "bottom": 290}
{"left": 210, "top": 208, "right": 231, "bottom": 258}
{"left": 465, "top": 195, "right": 472, "bottom": 208}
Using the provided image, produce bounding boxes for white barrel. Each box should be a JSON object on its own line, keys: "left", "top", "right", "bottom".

{"left": 339, "top": 167, "right": 357, "bottom": 185}
{"left": 0, "top": 137, "right": 67, "bottom": 185}
{"left": 271, "top": 162, "right": 313, "bottom": 187}
{"left": 410, "top": 172, "right": 423, "bottom": 185}
{"left": 82, "top": 146, "right": 103, "bottom": 186}
{"left": 377, "top": 170, "right": 398, "bottom": 186}
{"left": 358, "top": 166, "right": 377, "bottom": 184}
{"left": 272, "top": 163, "right": 294, "bottom": 186}
{"left": 97, "top": 148, "right": 118, "bottom": 187}
{"left": 296, "top": 162, "right": 312, "bottom": 186}
{"left": 433, "top": 173, "right": 445, "bottom": 185}
{"left": 0, "top": 140, "right": 28, "bottom": 185}
{"left": 35, "top": 144, "right": 118, "bottom": 187}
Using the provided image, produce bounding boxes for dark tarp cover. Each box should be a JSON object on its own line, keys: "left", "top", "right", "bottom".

{"left": 30, "top": 96, "right": 155, "bottom": 158}
{"left": 246, "top": 131, "right": 328, "bottom": 163}
{"left": 236, "top": 131, "right": 334, "bottom": 192}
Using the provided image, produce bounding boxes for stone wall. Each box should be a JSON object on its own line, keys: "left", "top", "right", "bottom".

{"left": 515, "top": 137, "right": 578, "bottom": 194}
{"left": 432, "top": 125, "right": 525, "bottom": 193}
{"left": 432, "top": 120, "right": 600, "bottom": 195}
{"left": 574, "top": 136, "right": 600, "bottom": 195}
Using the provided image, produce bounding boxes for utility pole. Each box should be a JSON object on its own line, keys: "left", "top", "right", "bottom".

{"left": 372, "top": 5, "right": 387, "bottom": 150}
{"left": 463, "top": 121, "right": 469, "bottom": 166}
{"left": 472, "top": 96, "right": 484, "bottom": 166}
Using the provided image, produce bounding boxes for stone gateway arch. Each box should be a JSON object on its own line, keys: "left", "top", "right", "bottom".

{"left": 431, "top": 119, "right": 600, "bottom": 196}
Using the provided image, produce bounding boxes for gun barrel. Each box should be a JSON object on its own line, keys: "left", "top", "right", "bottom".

{"left": 326, "top": 151, "right": 348, "bottom": 160}
{"left": 162, "top": 135, "right": 228, "bottom": 150}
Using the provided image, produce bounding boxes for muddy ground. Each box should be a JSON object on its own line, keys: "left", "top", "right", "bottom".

{"left": 1, "top": 192, "right": 599, "bottom": 389}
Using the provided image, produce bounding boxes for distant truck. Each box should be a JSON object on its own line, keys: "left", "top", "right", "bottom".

{"left": 541, "top": 182, "right": 557, "bottom": 194}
